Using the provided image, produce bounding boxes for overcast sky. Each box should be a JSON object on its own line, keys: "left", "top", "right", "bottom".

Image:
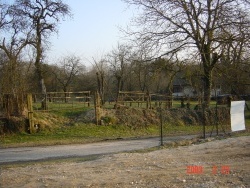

{"left": 47, "top": 0, "right": 135, "bottom": 66}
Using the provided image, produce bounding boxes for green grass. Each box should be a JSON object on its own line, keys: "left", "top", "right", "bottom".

{"left": 244, "top": 109, "right": 250, "bottom": 128}
{"left": 33, "top": 101, "right": 93, "bottom": 112}
{"left": 51, "top": 107, "right": 92, "bottom": 118}
{"left": 0, "top": 119, "right": 210, "bottom": 148}
{"left": 1, "top": 101, "right": 249, "bottom": 148}
{"left": 1, "top": 121, "right": 241, "bottom": 148}
{"left": 0, "top": 124, "right": 157, "bottom": 147}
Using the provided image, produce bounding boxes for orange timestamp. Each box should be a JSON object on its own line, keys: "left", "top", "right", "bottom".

{"left": 186, "top": 165, "right": 230, "bottom": 175}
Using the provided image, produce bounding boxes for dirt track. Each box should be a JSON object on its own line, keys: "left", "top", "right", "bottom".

{"left": 1, "top": 136, "right": 249, "bottom": 188}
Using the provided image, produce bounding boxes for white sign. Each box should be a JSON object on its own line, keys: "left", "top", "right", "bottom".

{"left": 230, "top": 101, "right": 246, "bottom": 132}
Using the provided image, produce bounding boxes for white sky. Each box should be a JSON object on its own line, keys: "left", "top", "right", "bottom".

{"left": 47, "top": 0, "right": 135, "bottom": 66}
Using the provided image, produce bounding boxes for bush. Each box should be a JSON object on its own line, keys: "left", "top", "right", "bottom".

{"left": 0, "top": 116, "right": 28, "bottom": 134}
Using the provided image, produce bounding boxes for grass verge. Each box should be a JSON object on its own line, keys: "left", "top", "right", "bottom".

{"left": 1, "top": 106, "right": 249, "bottom": 148}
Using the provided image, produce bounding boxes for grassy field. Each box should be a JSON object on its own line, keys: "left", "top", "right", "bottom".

{"left": 0, "top": 101, "right": 249, "bottom": 148}
{"left": 0, "top": 122, "right": 205, "bottom": 148}
{"left": 32, "top": 99, "right": 220, "bottom": 111}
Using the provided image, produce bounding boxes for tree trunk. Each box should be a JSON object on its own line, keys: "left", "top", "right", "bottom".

{"left": 203, "top": 66, "right": 212, "bottom": 107}
{"left": 35, "top": 32, "right": 47, "bottom": 109}
{"left": 201, "top": 52, "right": 218, "bottom": 107}
{"left": 200, "top": 44, "right": 215, "bottom": 108}
{"left": 116, "top": 76, "right": 122, "bottom": 103}
{"left": 35, "top": 34, "right": 47, "bottom": 95}
{"left": 63, "top": 87, "right": 68, "bottom": 103}
{"left": 96, "top": 72, "right": 105, "bottom": 105}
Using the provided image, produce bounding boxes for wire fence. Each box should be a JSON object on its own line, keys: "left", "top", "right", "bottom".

{"left": 112, "top": 102, "right": 232, "bottom": 139}
{"left": 159, "top": 106, "right": 231, "bottom": 141}
{"left": 1, "top": 91, "right": 249, "bottom": 138}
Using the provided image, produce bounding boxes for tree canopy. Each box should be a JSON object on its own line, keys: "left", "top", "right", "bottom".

{"left": 123, "top": 0, "right": 250, "bottom": 106}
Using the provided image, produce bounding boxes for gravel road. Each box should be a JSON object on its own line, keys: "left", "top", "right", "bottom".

{"left": 1, "top": 136, "right": 249, "bottom": 188}
{"left": 0, "top": 135, "right": 197, "bottom": 164}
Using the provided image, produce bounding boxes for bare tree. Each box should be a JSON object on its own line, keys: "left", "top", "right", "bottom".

{"left": 152, "top": 58, "right": 183, "bottom": 95}
{"left": 107, "top": 44, "right": 131, "bottom": 101}
{"left": 217, "top": 14, "right": 250, "bottom": 96}
{"left": 92, "top": 57, "right": 107, "bottom": 105}
{"left": 52, "top": 55, "right": 83, "bottom": 93}
{"left": 0, "top": 3, "right": 32, "bottom": 93}
{"left": 0, "top": 2, "right": 10, "bottom": 29}
{"left": 123, "top": 0, "right": 250, "bottom": 106}
{"left": 14, "top": 0, "right": 71, "bottom": 95}
{"left": 128, "top": 47, "right": 154, "bottom": 92}
{"left": 0, "top": 2, "right": 32, "bottom": 116}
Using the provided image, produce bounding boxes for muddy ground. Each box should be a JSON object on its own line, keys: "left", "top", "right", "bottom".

{"left": 0, "top": 136, "right": 249, "bottom": 188}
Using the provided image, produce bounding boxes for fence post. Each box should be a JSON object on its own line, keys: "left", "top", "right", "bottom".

{"left": 146, "top": 92, "right": 150, "bottom": 109}
{"left": 87, "top": 91, "right": 90, "bottom": 107}
{"left": 27, "top": 93, "right": 34, "bottom": 134}
{"left": 159, "top": 107, "right": 164, "bottom": 146}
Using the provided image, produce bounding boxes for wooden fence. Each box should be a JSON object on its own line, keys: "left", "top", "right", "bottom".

{"left": 32, "top": 91, "right": 91, "bottom": 111}
{"left": 116, "top": 91, "right": 172, "bottom": 109}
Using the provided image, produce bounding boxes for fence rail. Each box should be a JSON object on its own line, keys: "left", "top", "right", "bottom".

{"left": 116, "top": 91, "right": 173, "bottom": 109}
{"left": 32, "top": 91, "right": 92, "bottom": 111}
{"left": 0, "top": 91, "right": 249, "bottom": 138}
{"left": 0, "top": 91, "right": 241, "bottom": 114}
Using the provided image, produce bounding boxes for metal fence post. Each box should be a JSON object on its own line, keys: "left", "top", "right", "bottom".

{"left": 159, "top": 107, "right": 164, "bottom": 146}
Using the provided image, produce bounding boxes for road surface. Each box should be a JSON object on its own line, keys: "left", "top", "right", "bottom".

{"left": 0, "top": 135, "right": 197, "bottom": 164}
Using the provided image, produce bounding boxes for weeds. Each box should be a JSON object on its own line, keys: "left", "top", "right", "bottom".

{"left": 1, "top": 102, "right": 249, "bottom": 148}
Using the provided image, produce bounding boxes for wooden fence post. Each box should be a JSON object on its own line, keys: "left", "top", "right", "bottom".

{"left": 27, "top": 93, "right": 34, "bottom": 133}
